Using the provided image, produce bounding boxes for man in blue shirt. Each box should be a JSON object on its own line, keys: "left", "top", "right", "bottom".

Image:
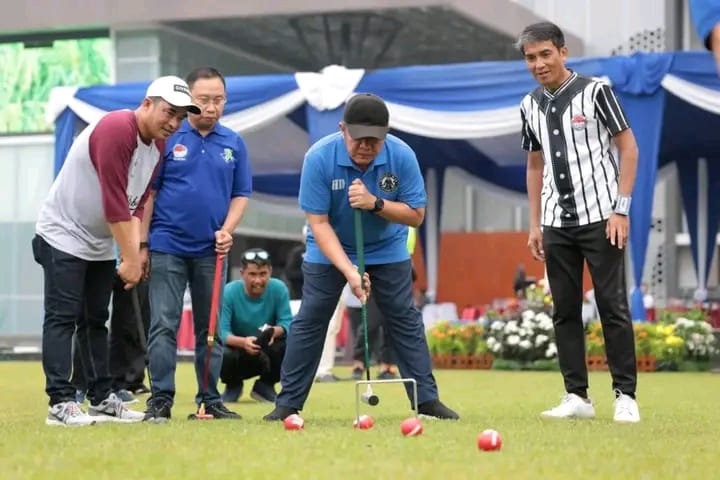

{"left": 143, "top": 67, "right": 252, "bottom": 422}
{"left": 219, "top": 249, "right": 292, "bottom": 404}
{"left": 690, "top": 0, "right": 720, "bottom": 71}
{"left": 264, "top": 93, "right": 459, "bottom": 421}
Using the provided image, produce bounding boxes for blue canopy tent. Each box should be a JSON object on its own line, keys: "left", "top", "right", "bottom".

{"left": 46, "top": 51, "right": 720, "bottom": 319}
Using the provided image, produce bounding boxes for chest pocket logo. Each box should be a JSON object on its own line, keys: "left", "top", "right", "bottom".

{"left": 173, "top": 144, "right": 188, "bottom": 161}
{"left": 222, "top": 148, "right": 235, "bottom": 163}
{"left": 379, "top": 173, "right": 399, "bottom": 193}
{"left": 331, "top": 179, "right": 345, "bottom": 191}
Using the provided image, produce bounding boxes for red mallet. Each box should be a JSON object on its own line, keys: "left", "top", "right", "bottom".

{"left": 284, "top": 414, "right": 304, "bottom": 431}
{"left": 477, "top": 429, "right": 502, "bottom": 451}
{"left": 400, "top": 417, "right": 423, "bottom": 436}
{"left": 353, "top": 415, "right": 374, "bottom": 430}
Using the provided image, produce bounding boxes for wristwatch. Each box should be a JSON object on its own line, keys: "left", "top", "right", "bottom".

{"left": 371, "top": 196, "right": 385, "bottom": 213}
{"left": 139, "top": 241, "right": 149, "bottom": 250}
{"left": 614, "top": 195, "right": 632, "bottom": 216}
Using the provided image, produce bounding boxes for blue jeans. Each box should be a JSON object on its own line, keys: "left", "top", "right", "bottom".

{"left": 276, "top": 260, "right": 438, "bottom": 411}
{"left": 147, "top": 252, "right": 226, "bottom": 406}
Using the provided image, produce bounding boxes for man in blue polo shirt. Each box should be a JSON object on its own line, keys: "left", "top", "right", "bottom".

{"left": 143, "top": 67, "right": 251, "bottom": 422}
{"left": 264, "top": 93, "right": 459, "bottom": 421}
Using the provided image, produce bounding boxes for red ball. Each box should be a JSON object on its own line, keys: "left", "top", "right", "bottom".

{"left": 400, "top": 417, "right": 423, "bottom": 436}
{"left": 477, "top": 429, "right": 502, "bottom": 451}
{"left": 353, "top": 414, "right": 374, "bottom": 430}
{"left": 284, "top": 414, "right": 304, "bottom": 431}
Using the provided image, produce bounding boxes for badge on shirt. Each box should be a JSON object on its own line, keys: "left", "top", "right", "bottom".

{"left": 222, "top": 148, "right": 235, "bottom": 163}
{"left": 379, "top": 172, "right": 399, "bottom": 193}
{"left": 571, "top": 115, "right": 586, "bottom": 131}
{"left": 173, "top": 144, "right": 188, "bottom": 161}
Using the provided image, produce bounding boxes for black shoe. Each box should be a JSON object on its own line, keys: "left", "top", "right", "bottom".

{"left": 130, "top": 384, "right": 151, "bottom": 395}
{"left": 250, "top": 380, "right": 277, "bottom": 403}
{"left": 263, "top": 405, "right": 298, "bottom": 421}
{"left": 351, "top": 367, "right": 364, "bottom": 380}
{"left": 204, "top": 402, "right": 242, "bottom": 420}
{"left": 222, "top": 382, "right": 244, "bottom": 403}
{"left": 418, "top": 399, "right": 460, "bottom": 420}
{"left": 143, "top": 398, "right": 172, "bottom": 423}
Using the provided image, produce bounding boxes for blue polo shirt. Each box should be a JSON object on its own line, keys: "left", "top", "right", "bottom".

{"left": 150, "top": 120, "right": 252, "bottom": 257}
{"left": 299, "top": 132, "right": 426, "bottom": 265}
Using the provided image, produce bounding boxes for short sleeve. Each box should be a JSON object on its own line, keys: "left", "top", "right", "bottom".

{"left": 299, "top": 150, "right": 331, "bottom": 214}
{"left": 594, "top": 84, "right": 630, "bottom": 136}
{"left": 520, "top": 105, "right": 542, "bottom": 152}
{"left": 395, "top": 146, "right": 426, "bottom": 209}
{"left": 232, "top": 135, "right": 252, "bottom": 197}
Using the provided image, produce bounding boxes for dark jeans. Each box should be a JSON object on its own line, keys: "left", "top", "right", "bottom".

{"left": 147, "top": 252, "right": 225, "bottom": 406}
{"left": 347, "top": 296, "right": 395, "bottom": 365}
{"left": 220, "top": 338, "right": 286, "bottom": 387}
{"left": 276, "top": 260, "right": 438, "bottom": 411}
{"left": 543, "top": 221, "right": 637, "bottom": 397}
{"left": 71, "top": 276, "right": 151, "bottom": 392}
{"left": 32, "top": 235, "right": 115, "bottom": 406}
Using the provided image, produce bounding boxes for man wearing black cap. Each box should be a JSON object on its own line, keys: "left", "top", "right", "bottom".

{"left": 264, "top": 93, "right": 459, "bottom": 421}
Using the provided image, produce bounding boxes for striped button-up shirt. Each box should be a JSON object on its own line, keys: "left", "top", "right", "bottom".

{"left": 520, "top": 71, "right": 629, "bottom": 228}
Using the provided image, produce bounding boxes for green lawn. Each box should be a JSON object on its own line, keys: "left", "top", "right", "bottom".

{"left": 0, "top": 362, "right": 718, "bottom": 480}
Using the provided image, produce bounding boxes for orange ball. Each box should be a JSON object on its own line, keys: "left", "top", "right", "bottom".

{"left": 477, "top": 429, "right": 502, "bottom": 451}
{"left": 283, "top": 414, "right": 304, "bottom": 431}
{"left": 353, "top": 414, "right": 375, "bottom": 430}
{"left": 400, "top": 417, "right": 423, "bottom": 436}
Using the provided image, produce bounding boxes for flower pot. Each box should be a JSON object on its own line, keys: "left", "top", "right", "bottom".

{"left": 636, "top": 355, "right": 656, "bottom": 372}
{"left": 470, "top": 353, "right": 494, "bottom": 370}
{"left": 586, "top": 355, "right": 608, "bottom": 371}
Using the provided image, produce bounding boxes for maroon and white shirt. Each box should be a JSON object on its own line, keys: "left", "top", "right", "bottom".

{"left": 36, "top": 110, "right": 163, "bottom": 261}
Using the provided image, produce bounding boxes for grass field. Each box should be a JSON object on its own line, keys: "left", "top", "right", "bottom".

{"left": 0, "top": 362, "right": 718, "bottom": 480}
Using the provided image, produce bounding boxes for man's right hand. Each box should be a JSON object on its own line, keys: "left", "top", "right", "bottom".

{"left": 118, "top": 259, "right": 143, "bottom": 289}
{"left": 241, "top": 336, "right": 261, "bottom": 355}
{"left": 527, "top": 226, "right": 545, "bottom": 262}
{"left": 346, "top": 269, "right": 371, "bottom": 303}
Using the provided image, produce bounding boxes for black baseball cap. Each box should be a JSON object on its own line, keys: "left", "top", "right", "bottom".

{"left": 342, "top": 93, "right": 390, "bottom": 140}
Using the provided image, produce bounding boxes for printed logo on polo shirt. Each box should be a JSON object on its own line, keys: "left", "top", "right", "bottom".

{"left": 378, "top": 172, "right": 399, "bottom": 193}
{"left": 173, "top": 144, "right": 188, "bottom": 161}
{"left": 331, "top": 179, "right": 345, "bottom": 191}
{"left": 222, "top": 148, "right": 235, "bottom": 163}
{"left": 571, "top": 114, "right": 586, "bottom": 131}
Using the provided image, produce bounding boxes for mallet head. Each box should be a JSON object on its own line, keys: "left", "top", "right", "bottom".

{"left": 360, "top": 386, "right": 380, "bottom": 406}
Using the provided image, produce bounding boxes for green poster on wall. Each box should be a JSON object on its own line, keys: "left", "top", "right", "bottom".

{"left": 0, "top": 37, "right": 110, "bottom": 134}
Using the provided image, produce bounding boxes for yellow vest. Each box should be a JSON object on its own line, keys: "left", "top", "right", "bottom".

{"left": 407, "top": 227, "right": 417, "bottom": 255}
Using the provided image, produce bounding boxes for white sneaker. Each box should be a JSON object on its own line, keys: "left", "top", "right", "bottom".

{"left": 46, "top": 401, "right": 96, "bottom": 427}
{"left": 541, "top": 393, "right": 596, "bottom": 419}
{"left": 88, "top": 393, "right": 145, "bottom": 423}
{"left": 613, "top": 391, "right": 640, "bottom": 423}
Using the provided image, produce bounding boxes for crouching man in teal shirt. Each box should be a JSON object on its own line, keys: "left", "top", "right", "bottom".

{"left": 219, "top": 249, "right": 292, "bottom": 403}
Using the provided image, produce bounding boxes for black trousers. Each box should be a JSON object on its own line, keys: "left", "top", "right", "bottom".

{"left": 348, "top": 296, "right": 395, "bottom": 365}
{"left": 32, "top": 235, "right": 115, "bottom": 406}
{"left": 543, "top": 221, "right": 637, "bottom": 396}
{"left": 220, "top": 338, "right": 286, "bottom": 386}
{"left": 72, "top": 276, "right": 150, "bottom": 392}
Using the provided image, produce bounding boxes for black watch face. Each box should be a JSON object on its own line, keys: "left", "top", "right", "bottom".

{"left": 375, "top": 198, "right": 384, "bottom": 210}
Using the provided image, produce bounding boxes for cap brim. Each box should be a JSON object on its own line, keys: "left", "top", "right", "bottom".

{"left": 346, "top": 124, "right": 390, "bottom": 140}
{"left": 160, "top": 93, "right": 201, "bottom": 114}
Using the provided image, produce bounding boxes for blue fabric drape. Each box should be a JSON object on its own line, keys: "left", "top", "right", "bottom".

{"left": 53, "top": 108, "right": 81, "bottom": 177}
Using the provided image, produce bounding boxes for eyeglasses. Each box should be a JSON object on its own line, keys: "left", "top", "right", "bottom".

{"left": 242, "top": 250, "right": 270, "bottom": 264}
{"left": 193, "top": 96, "right": 227, "bottom": 107}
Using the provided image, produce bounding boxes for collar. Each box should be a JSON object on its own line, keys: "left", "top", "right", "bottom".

{"left": 177, "top": 119, "right": 231, "bottom": 138}
{"left": 543, "top": 69, "right": 577, "bottom": 99}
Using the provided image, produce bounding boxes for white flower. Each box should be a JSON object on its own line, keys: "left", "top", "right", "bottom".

{"left": 519, "top": 339, "right": 532, "bottom": 350}
{"left": 505, "top": 321, "right": 519, "bottom": 333}
{"left": 490, "top": 321, "right": 504, "bottom": 331}
{"left": 535, "top": 334, "right": 549, "bottom": 347}
{"left": 491, "top": 342, "right": 502, "bottom": 353}
{"left": 545, "top": 343, "right": 557, "bottom": 358}
{"left": 507, "top": 335, "right": 520, "bottom": 345}
{"left": 521, "top": 310, "right": 535, "bottom": 322}
{"left": 487, "top": 337, "right": 497, "bottom": 347}
{"left": 518, "top": 328, "right": 530, "bottom": 337}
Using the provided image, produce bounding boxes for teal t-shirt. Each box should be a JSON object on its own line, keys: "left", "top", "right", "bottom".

{"left": 219, "top": 278, "right": 293, "bottom": 343}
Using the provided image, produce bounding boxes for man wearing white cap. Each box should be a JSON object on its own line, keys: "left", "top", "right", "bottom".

{"left": 33, "top": 75, "right": 199, "bottom": 426}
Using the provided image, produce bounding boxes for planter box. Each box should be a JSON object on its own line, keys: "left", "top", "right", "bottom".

{"left": 586, "top": 354, "right": 656, "bottom": 372}
{"left": 432, "top": 353, "right": 494, "bottom": 370}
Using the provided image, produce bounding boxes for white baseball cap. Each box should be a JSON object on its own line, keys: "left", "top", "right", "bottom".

{"left": 145, "top": 76, "right": 201, "bottom": 114}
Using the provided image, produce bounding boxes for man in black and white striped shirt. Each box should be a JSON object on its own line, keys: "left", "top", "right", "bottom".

{"left": 518, "top": 22, "right": 641, "bottom": 423}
